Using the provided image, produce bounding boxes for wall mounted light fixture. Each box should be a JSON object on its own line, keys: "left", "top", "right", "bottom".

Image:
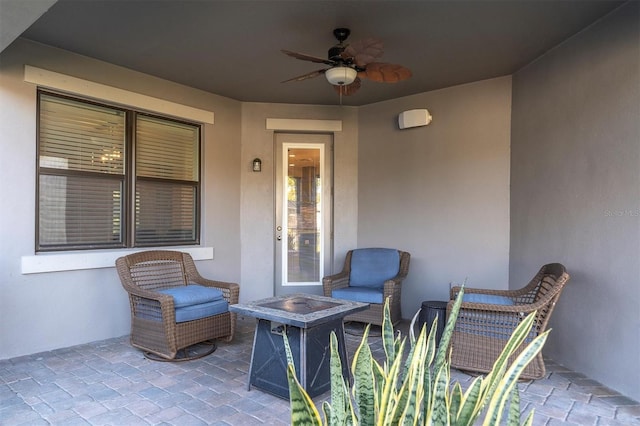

{"left": 252, "top": 158, "right": 262, "bottom": 172}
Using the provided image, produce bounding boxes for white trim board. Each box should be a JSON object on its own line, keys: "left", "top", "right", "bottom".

{"left": 21, "top": 247, "right": 214, "bottom": 274}
{"left": 24, "top": 65, "right": 214, "bottom": 124}
{"left": 266, "top": 118, "right": 342, "bottom": 132}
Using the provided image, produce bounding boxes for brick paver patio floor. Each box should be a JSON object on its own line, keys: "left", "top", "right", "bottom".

{"left": 1, "top": 317, "right": 638, "bottom": 425}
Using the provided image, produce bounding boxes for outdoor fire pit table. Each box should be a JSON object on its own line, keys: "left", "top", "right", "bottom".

{"left": 229, "top": 293, "right": 368, "bottom": 399}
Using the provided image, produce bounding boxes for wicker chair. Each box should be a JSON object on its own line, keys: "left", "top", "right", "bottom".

{"left": 116, "top": 250, "right": 239, "bottom": 361}
{"left": 323, "top": 248, "right": 411, "bottom": 326}
{"left": 447, "top": 263, "right": 570, "bottom": 380}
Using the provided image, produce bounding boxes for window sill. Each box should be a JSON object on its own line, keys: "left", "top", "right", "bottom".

{"left": 21, "top": 247, "right": 214, "bottom": 274}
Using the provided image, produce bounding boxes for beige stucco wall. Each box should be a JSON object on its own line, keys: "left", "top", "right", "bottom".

{"left": 357, "top": 76, "right": 513, "bottom": 318}
{"left": 510, "top": 1, "right": 640, "bottom": 401}
{"left": 0, "top": 38, "right": 242, "bottom": 358}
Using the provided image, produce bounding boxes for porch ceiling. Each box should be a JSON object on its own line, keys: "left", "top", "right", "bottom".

{"left": 12, "top": 0, "right": 625, "bottom": 106}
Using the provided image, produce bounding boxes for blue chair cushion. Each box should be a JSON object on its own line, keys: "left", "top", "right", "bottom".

{"left": 158, "top": 284, "right": 224, "bottom": 308}
{"left": 174, "top": 299, "right": 229, "bottom": 323}
{"left": 349, "top": 248, "right": 400, "bottom": 288}
{"left": 157, "top": 284, "right": 227, "bottom": 323}
{"left": 332, "top": 287, "right": 383, "bottom": 304}
{"left": 462, "top": 293, "right": 514, "bottom": 305}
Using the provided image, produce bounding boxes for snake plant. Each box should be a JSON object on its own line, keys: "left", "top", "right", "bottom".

{"left": 285, "top": 288, "right": 548, "bottom": 425}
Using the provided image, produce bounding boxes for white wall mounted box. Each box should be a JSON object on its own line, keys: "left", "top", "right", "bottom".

{"left": 398, "top": 109, "right": 432, "bottom": 129}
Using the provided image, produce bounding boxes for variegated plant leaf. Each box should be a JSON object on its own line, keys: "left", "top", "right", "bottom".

{"left": 396, "top": 329, "right": 426, "bottom": 426}
{"left": 429, "top": 362, "right": 450, "bottom": 425}
{"left": 390, "top": 336, "right": 415, "bottom": 425}
{"left": 382, "top": 298, "right": 396, "bottom": 370}
{"left": 329, "top": 332, "right": 348, "bottom": 426}
{"left": 449, "top": 382, "right": 462, "bottom": 422}
{"left": 506, "top": 384, "right": 521, "bottom": 426}
{"left": 483, "top": 330, "right": 549, "bottom": 426}
{"left": 377, "top": 343, "right": 404, "bottom": 426}
{"left": 322, "top": 401, "right": 332, "bottom": 426}
{"left": 521, "top": 409, "right": 535, "bottom": 426}
{"left": 283, "top": 329, "right": 295, "bottom": 373}
{"left": 434, "top": 288, "right": 462, "bottom": 375}
{"left": 456, "top": 377, "right": 483, "bottom": 425}
{"left": 352, "top": 324, "right": 376, "bottom": 425}
{"left": 287, "top": 364, "right": 322, "bottom": 425}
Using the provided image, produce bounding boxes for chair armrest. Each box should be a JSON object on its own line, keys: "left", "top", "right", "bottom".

{"left": 123, "top": 284, "right": 174, "bottom": 306}
{"left": 450, "top": 285, "right": 525, "bottom": 301}
{"left": 123, "top": 285, "right": 177, "bottom": 324}
{"left": 191, "top": 277, "right": 240, "bottom": 304}
{"left": 322, "top": 272, "right": 350, "bottom": 296}
{"left": 382, "top": 276, "right": 404, "bottom": 297}
{"left": 449, "top": 287, "right": 556, "bottom": 314}
{"left": 181, "top": 253, "right": 240, "bottom": 304}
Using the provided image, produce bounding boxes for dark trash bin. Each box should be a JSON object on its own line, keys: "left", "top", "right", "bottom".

{"left": 418, "top": 300, "right": 448, "bottom": 346}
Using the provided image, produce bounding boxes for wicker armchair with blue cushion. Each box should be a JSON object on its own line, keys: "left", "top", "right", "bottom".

{"left": 322, "top": 248, "right": 411, "bottom": 326}
{"left": 116, "top": 250, "right": 239, "bottom": 361}
{"left": 447, "top": 263, "right": 570, "bottom": 380}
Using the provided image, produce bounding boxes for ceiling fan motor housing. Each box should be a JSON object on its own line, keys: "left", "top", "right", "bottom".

{"left": 328, "top": 45, "right": 345, "bottom": 61}
{"left": 329, "top": 28, "right": 350, "bottom": 62}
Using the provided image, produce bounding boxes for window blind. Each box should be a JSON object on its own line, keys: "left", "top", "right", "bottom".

{"left": 134, "top": 115, "right": 200, "bottom": 246}
{"left": 39, "top": 95, "right": 125, "bottom": 174}
{"left": 136, "top": 115, "right": 199, "bottom": 181}
{"left": 38, "top": 94, "right": 125, "bottom": 249}
{"left": 37, "top": 92, "right": 201, "bottom": 251}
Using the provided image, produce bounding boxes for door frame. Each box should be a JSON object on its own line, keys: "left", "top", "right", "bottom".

{"left": 274, "top": 132, "right": 334, "bottom": 296}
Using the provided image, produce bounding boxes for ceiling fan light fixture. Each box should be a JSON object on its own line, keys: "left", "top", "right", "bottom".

{"left": 325, "top": 66, "right": 357, "bottom": 86}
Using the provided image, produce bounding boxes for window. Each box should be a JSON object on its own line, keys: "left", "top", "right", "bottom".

{"left": 37, "top": 91, "right": 200, "bottom": 251}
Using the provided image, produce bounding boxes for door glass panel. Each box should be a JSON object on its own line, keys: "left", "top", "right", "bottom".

{"left": 285, "top": 147, "right": 322, "bottom": 284}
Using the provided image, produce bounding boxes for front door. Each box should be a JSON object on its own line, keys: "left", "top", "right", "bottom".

{"left": 274, "top": 133, "right": 333, "bottom": 296}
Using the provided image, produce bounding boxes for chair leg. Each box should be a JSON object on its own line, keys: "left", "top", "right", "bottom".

{"left": 143, "top": 340, "right": 217, "bottom": 362}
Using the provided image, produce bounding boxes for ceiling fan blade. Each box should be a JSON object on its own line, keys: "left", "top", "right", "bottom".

{"left": 281, "top": 50, "right": 335, "bottom": 65}
{"left": 281, "top": 68, "right": 327, "bottom": 83}
{"left": 360, "top": 63, "right": 412, "bottom": 83}
{"left": 333, "top": 77, "right": 362, "bottom": 96}
{"left": 342, "top": 38, "right": 384, "bottom": 67}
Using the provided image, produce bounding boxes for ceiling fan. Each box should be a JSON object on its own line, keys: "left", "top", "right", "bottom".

{"left": 281, "top": 28, "right": 412, "bottom": 96}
